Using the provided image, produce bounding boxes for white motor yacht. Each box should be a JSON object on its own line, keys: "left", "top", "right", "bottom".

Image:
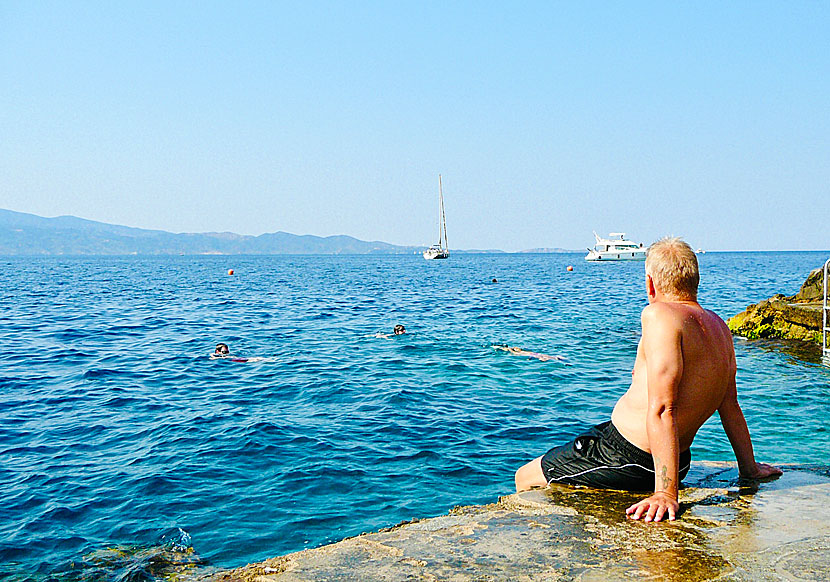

{"left": 585, "top": 232, "right": 646, "bottom": 261}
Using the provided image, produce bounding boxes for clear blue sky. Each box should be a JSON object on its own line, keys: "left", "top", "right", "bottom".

{"left": 1, "top": 2, "right": 828, "bottom": 251}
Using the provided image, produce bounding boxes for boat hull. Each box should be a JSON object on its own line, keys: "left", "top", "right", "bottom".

{"left": 585, "top": 250, "right": 646, "bottom": 261}
{"left": 423, "top": 249, "right": 449, "bottom": 260}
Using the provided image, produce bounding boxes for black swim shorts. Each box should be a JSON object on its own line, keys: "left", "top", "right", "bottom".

{"left": 540, "top": 421, "right": 691, "bottom": 491}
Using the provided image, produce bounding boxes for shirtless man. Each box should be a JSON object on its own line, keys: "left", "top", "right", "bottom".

{"left": 514, "top": 237, "right": 781, "bottom": 522}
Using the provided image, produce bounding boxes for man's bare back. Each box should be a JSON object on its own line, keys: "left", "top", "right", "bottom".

{"left": 514, "top": 237, "right": 781, "bottom": 523}
{"left": 611, "top": 301, "right": 736, "bottom": 454}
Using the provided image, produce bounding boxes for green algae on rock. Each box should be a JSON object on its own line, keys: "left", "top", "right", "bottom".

{"left": 204, "top": 463, "right": 830, "bottom": 582}
{"left": 728, "top": 267, "right": 826, "bottom": 343}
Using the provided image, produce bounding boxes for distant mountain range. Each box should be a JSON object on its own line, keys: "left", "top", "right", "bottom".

{"left": 0, "top": 209, "right": 578, "bottom": 255}
{"left": 517, "top": 247, "right": 580, "bottom": 254}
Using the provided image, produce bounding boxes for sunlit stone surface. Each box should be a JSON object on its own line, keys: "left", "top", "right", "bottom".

{"left": 205, "top": 462, "right": 830, "bottom": 581}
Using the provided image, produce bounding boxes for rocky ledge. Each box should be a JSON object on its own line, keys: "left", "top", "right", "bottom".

{"left": 204, "top": 462, "right": 830, "bottom": 582}
{"left": 728, "top": 267, "right": 827, "bottom": 342}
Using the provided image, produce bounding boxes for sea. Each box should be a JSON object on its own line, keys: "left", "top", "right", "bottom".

{"left": 1, "top": 252, "right": 829, "bottom": 581}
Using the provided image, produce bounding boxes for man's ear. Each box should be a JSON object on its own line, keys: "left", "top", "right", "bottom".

{"left": 646, "top": 273, "right": 657, "bottom": 300}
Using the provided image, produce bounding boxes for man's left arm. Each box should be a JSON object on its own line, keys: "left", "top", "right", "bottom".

{"left": 626, "top": 306, "right": 683, "bottom": 522}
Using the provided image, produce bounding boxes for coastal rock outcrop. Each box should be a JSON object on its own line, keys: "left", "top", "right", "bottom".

{"left": 205, "top": 463, "right": 830, "bottom": 582}
{"left": 727, "top": 267, "right": 827, "bottom": 342}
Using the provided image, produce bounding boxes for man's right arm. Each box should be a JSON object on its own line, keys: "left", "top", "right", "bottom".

{"left": 718, "top": 373, "right": 782, "bottom": 479}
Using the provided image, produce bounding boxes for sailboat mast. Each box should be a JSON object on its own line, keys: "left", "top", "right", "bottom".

{"left": 437, "top": 175, "right": 443, "bottom": 247}
{"left": 438, "top": 174, "right": 447, "bottom": 250}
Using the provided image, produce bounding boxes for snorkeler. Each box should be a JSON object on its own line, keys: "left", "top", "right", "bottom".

{"left": 211, "top": 343, "right": 249, "bottom": 362}
{"left": 493, "top": 345, "right": 564, "bottom": 362}
{"left": 375, "top": 325, "right": 406, "bottom": 339}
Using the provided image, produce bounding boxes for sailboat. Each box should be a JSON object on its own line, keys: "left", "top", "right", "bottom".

{"left": 423, "top": 174, "right": 449, "bottom": 260}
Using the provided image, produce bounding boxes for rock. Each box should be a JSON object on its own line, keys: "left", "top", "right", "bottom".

{"left": 793, "top": 267, "right": 826, "bottom": 303}
{"left": 202, "top": 463, "right": 830, "bottom": 582}
{"left": 728, "top": 267, "right": 827, "bottom": 343}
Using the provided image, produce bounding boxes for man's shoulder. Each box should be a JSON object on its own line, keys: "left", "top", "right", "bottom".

{"left": 703, "top": 307, "right": 727, "bottom": 322}
{"left": 640, "top": 304, "right": 685, "bottom": 341}
{"left": 703, "top": 308, "right": 731, "bottom": 333}
{"left": 643, "top": 303, "right": 730, "bottom": 335}
{"left": 641, "top": 302, "right": 703, "bottom": 332}
{"left": 641, "top": 302, "right": 684, "bottom": 320}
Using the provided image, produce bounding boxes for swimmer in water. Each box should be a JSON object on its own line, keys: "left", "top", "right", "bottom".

{"left": 211, "top": 343, "right": 249, "bottom": 362}
{"left": 375, "top": 325, "right": 406, "bottom": 339}
{"left": 493, "top": 345, "right": 564, "bottom": 362}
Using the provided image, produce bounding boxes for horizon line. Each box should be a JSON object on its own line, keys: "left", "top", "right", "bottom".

{"left": 2, "top": 208, "right": 829, "bottom": 254}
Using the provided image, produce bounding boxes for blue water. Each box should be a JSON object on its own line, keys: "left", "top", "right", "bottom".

{"left": 1, "top": 252, "right": 828, "bottom": 579}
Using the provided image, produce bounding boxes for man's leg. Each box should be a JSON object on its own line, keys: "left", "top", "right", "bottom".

{"left": 515, "top": 456, "right": 547, "bottom": 491}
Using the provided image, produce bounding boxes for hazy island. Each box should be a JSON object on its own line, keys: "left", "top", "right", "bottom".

{"left": 0, "top": 209, "right": 580, "bottom": 256}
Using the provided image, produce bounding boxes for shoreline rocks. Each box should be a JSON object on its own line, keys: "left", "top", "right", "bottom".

{"left": 727, "top": 267, "right": 826, "bottom": 343}
{"left": 203, "top": 462, "right": 830, "bottom": 582}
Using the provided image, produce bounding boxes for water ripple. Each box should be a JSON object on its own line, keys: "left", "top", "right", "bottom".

{"left": 0, "top": 252, "right": 828, "bottom": 579}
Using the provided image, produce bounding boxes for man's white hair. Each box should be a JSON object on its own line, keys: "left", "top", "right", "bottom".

{"left": 645, "top": 237, "right": 699, "bottom": 299}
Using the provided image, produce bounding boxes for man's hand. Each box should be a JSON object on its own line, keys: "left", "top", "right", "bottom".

{"left": 625, "top": 492, "right": 680, "bottom": 522}
{"left": 740, "top": 462, "right": 783, "bottom": 480}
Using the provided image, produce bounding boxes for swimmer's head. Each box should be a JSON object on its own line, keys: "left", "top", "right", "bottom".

{"left": 393, "top": 325, "right": 405, "bottom": 335}
{"left": 215, "top": 343, "right": 230, "bottom": 355}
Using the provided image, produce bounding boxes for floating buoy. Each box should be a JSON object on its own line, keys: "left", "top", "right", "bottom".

{"left": 228, "top": 269, "right": 234, "bottom": 276}
{"left": 566, "top": 265, "right": 574, "bottom": 272}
